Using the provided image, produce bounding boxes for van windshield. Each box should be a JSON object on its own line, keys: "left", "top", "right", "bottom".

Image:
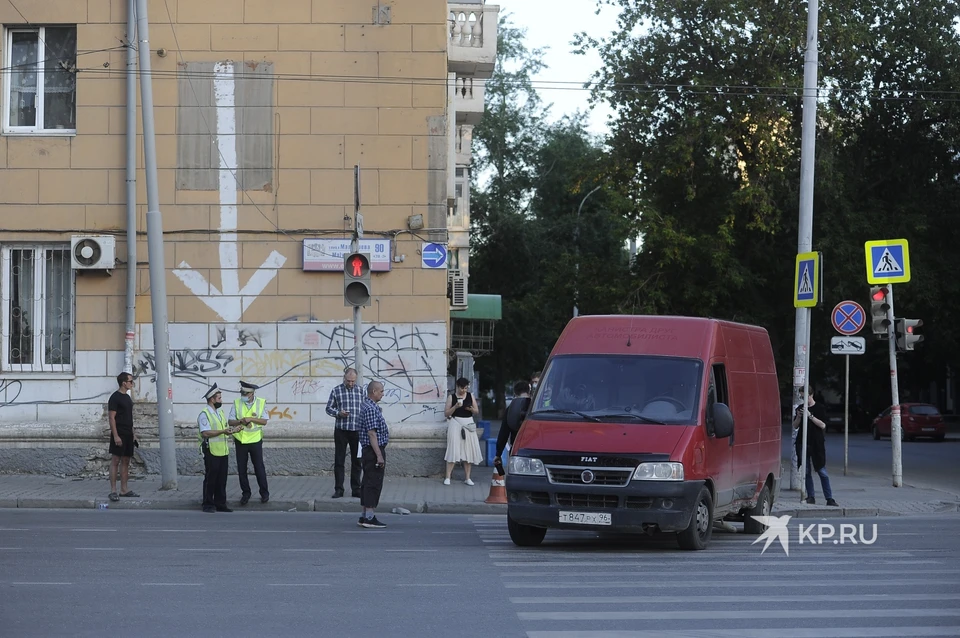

{"left": 531, "top": 355, "right": 703, "bottom": 425}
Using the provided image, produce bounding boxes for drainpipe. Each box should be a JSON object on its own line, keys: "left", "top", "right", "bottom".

{"left": 123, "top": 0, "right": 137, "bottom": 374}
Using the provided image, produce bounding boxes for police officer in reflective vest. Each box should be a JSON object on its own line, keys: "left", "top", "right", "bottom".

{"left": 228, "top": 381, "right": 270, "bottom": 505}
{"left": 198, "top": 384, "right": 239, "bottom": 513}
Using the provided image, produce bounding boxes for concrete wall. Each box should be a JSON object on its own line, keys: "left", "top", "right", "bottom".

{"left": 0, "top": 0, "right": 459, "bottom": 474}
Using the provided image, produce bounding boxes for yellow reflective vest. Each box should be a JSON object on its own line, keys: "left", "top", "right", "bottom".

{"left": 199, "top": 407, "right": 230, "bottom": 457}
{"left": 233, "top": 397, "right": 267, "bottom": 444}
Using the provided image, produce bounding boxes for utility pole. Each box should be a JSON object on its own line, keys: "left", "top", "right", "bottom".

{"left": 885, "top": 285, "right": 903, "bottom": 486}
{"left": 791, "top": 0, "right": 820, "bottom": 493}
{"left": 135, "top": 0, "right": 177, "bottom": 489}
{"left": 353, "top": 165, "right": 364, "bottom": 385}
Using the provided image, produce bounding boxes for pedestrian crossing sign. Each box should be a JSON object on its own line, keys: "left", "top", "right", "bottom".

{"left": 865, "top": 239, "right": 911, "bottom": 284}
{"left": 794, "top": 251, "right": 821, "bottom": 308}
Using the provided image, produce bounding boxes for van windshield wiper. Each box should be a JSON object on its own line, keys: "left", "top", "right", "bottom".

{"left": 533, "top": 408, "right": 601, "bottom": 422}
{"left": 594, "top": 411, "right": 668, "bottom": 425}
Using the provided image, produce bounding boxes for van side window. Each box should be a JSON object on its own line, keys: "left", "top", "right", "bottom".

{"left": 712, "top": 364, "right": 729, "bottom": 404}
{"left": 706, "top": 364, "right": 728, "bottom": 437}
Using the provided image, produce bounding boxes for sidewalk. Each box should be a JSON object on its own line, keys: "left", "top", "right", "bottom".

{"left": 0, "top": 466, "right": 957, "bottom": 517}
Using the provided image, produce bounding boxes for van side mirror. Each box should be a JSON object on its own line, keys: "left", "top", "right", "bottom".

{"left": 710, "top": 403, "right": 734, "bottom": 438}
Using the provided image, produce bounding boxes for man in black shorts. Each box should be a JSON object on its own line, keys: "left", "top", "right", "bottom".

{"left": 108, "top": 372, "right": 139, "bottom": 502}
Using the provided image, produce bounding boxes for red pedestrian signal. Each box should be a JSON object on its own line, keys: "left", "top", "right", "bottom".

{"left": 869, "top": 285, "right": 890, "bottom": 338}
{"left": 343, "top": 252, "right": 371, "bottom": 307}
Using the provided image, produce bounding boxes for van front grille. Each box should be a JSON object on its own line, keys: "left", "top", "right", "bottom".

{"left": 625, "top": 496, "right": 653, "bottom": 510}
{"left": 556, "top": 493, "right": 619, "bottom": 509}
{"left": 528, "top": 492, "right": 550, "bottom": 505}
{"left": 546, "top": 466, "right": 632, "bottom": 487}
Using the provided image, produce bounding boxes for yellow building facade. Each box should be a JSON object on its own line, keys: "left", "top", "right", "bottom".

{"left": 0, "top": 0, "right": 498, "bottom": 475}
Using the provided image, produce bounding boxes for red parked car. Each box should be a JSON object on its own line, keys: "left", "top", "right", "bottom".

{"left": 871, "top": 403, "right": 946, "bottom": 442}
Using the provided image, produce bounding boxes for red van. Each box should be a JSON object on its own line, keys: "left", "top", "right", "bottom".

{"left": 505, "top": 315, "right": 782, "bottom": 550}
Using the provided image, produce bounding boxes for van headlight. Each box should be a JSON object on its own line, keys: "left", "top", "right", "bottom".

{"left": 633, "top": 462, "right": 684, "bottom": 481}
{"left": 508, "top": 456, "right": 545, "bottom": 476}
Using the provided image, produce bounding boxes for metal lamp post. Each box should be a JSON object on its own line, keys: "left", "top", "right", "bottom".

{"left": 573, "top": 184, "right": 603, "bottom": 318}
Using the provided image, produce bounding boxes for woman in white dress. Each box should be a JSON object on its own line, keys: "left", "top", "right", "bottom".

{"left": 443, "top": 377, "right": 482, "bottom": 485}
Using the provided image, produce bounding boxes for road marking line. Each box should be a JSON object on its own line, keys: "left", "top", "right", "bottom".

{"left": 504, "top": 578, "right": 960, "bottom": 589}
{"left": 282, "top": 549, "right": 334, "bottom": 552}
{"left": 525, "top": 628, "right": 960, "bottom": 637}
{"left": 75, "top": 548, "right": 117, "bottom": 551}
{"left": 12, "top": 582, "right": 72, "bottom": 586}
{"left": 267, "top": 583, "right": 331, "bottom": 587}
{"left": 519, "top": 609, "right": 960, "bottom": 621}
{"left": 143, "top": 583, "right": 203, "bottom": 586}
{"left": 178, "top": 549, "right": 231, "bottom": 552}
{"left": 71, "top": 529, "right": 116, "bottom": 532}
{"left": 385, "top": 549, "right": 438, "bottom": 552}
{"left": 0, "top": 528, "right": 29, "bottom": 531}
{"left": 395, "top": 583, "right": 458, "bottom": 587}
{"left": 511, "top": 593, "right": 960, "bottom": 604}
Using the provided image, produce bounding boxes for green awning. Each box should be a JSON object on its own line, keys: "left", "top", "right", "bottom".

{"left": 450, "top": 294, "right": 502, "bottom": 321}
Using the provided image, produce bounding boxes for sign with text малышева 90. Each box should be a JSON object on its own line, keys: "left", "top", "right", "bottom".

{"left": 302, "top": 239, "right": 392, "bottom": 272}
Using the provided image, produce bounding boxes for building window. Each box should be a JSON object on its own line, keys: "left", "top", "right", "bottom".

{"left": 1, "top": 246, "right": 74, "bottom": 372}
{"left": 3, "top": 26, "right": 77, "bottom": 134}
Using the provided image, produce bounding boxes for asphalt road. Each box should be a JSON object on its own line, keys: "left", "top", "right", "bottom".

{"left": 1, "top": 509, "right": 959, "bottom": 637}
{"left": 787, "top": 429, "right": 960, "bottom": 494}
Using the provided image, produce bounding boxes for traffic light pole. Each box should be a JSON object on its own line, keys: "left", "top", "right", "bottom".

{"left": 353, "top": 166, "right": 364, "bottom": 385}
{"left": 885, "top": 284, "right": 903, "bottom": 487}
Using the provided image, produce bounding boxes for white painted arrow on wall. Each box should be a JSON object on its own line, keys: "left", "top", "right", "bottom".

{"left": 174, "top": 62, "right": 286, "bottom": 323}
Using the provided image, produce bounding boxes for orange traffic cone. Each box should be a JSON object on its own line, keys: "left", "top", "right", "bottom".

{"left": 484, "top": 471, "right": 507, "bottom": 504}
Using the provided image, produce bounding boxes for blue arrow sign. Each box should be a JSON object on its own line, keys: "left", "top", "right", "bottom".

{"left": 421, "top": 243, "right": 447, "bottom": 269}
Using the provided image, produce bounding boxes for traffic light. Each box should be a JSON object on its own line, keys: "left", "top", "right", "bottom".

{"left": 343, "top": 252, "right": 371, "bottom": 307}
{"left": 895, "top": 318, "right": 924, "bottom": 352}
{"left": 869, "top": 285, "right": 890, "bottom": 338}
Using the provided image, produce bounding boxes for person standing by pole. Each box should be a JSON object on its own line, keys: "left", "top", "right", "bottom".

{"left": 108, "top": 372, "right": 139, "bottom": 502}
{"left": 357, "top": 381, "right": 389, "bottom": 529}
{"left": 325, "top": 368, "right": 364, "bottom": 499}
{"left": 197, "top": 384, "right": 238, "bottom": 513}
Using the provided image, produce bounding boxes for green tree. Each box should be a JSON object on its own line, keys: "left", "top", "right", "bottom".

{"left": 583, "top": 0, "right": 960, "bottom": 406}
{"left": 469, "top": 17, "right": 633, "bottom": 411}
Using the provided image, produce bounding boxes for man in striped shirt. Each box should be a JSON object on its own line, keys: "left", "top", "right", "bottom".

{"left": 325, "top": 368, "right": 364, "bottom": 498}
{"left": 357, "top": 381, "right": 389, "bottom": 529}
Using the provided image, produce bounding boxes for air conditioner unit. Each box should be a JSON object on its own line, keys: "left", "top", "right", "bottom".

{"left": 448, "top": 268, "right": 468, "bottom": 308}
{"left": 71, "top": 235, "right": 116, "bottom": 270}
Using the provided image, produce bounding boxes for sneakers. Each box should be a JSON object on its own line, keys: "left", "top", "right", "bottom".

{"left": 464, "top": 479, "right": 475, "bottom": 486}
{"left": 202, "top": 506, "right": 216, "bottom": 513}
{"left": 357, "top": 516, "right": 366, "bottom": 527}
{"left": 240, "top": 494, "right": 250, "bottom": 506}
{"left": 805, "top": 497, "right": 815, "bottom": 504}
{"left": 361, "top": 516, "right": 387, "bottom": 529}
{"left": 442, "top": 478, "right": 451, "bottom": 486}
{"left": 826, "top": 498, "right": 840, "bottom": 507}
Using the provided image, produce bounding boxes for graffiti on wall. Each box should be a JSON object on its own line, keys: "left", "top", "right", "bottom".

{"left": 134, "top": 348, "right": 237, "bottom": 383}
{"left": 130, "top": 322, "right": 447, "bottom": 421}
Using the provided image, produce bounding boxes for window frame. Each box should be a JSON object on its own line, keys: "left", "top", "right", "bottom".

{"left": 2, "top": 25, "right": 78, "bottom": 136}
{"left": 0, "top": 244, "right": 75, "bottom": 373}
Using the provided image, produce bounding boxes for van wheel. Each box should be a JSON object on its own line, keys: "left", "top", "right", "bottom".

{"left": 677, "top": 486, "right": 713, "bottom": 551}
{"left": 872, "top": 425, "right": 880, "bottom": 440}
{"left": 742, "top": 485, "right": 772, "bottom": 535}
{"left": 508, "top": 515, "right": 546, "bottom": 547}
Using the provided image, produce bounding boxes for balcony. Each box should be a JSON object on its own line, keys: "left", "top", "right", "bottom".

{"left": 456, "top": 124, "right": 474, "bottom": 165}
{"left": 448, "top": 2, "right": 499, "bottom": 78}
{"left": 455, "top": 76, "right": 485, "bottom": 125}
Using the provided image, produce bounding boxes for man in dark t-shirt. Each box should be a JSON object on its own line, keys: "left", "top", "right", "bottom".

{"left": 793, "top": 388, "right": 838, "bottom": 507}
{"left": 108, "top": 372, "right": 138, "bottom": 502}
